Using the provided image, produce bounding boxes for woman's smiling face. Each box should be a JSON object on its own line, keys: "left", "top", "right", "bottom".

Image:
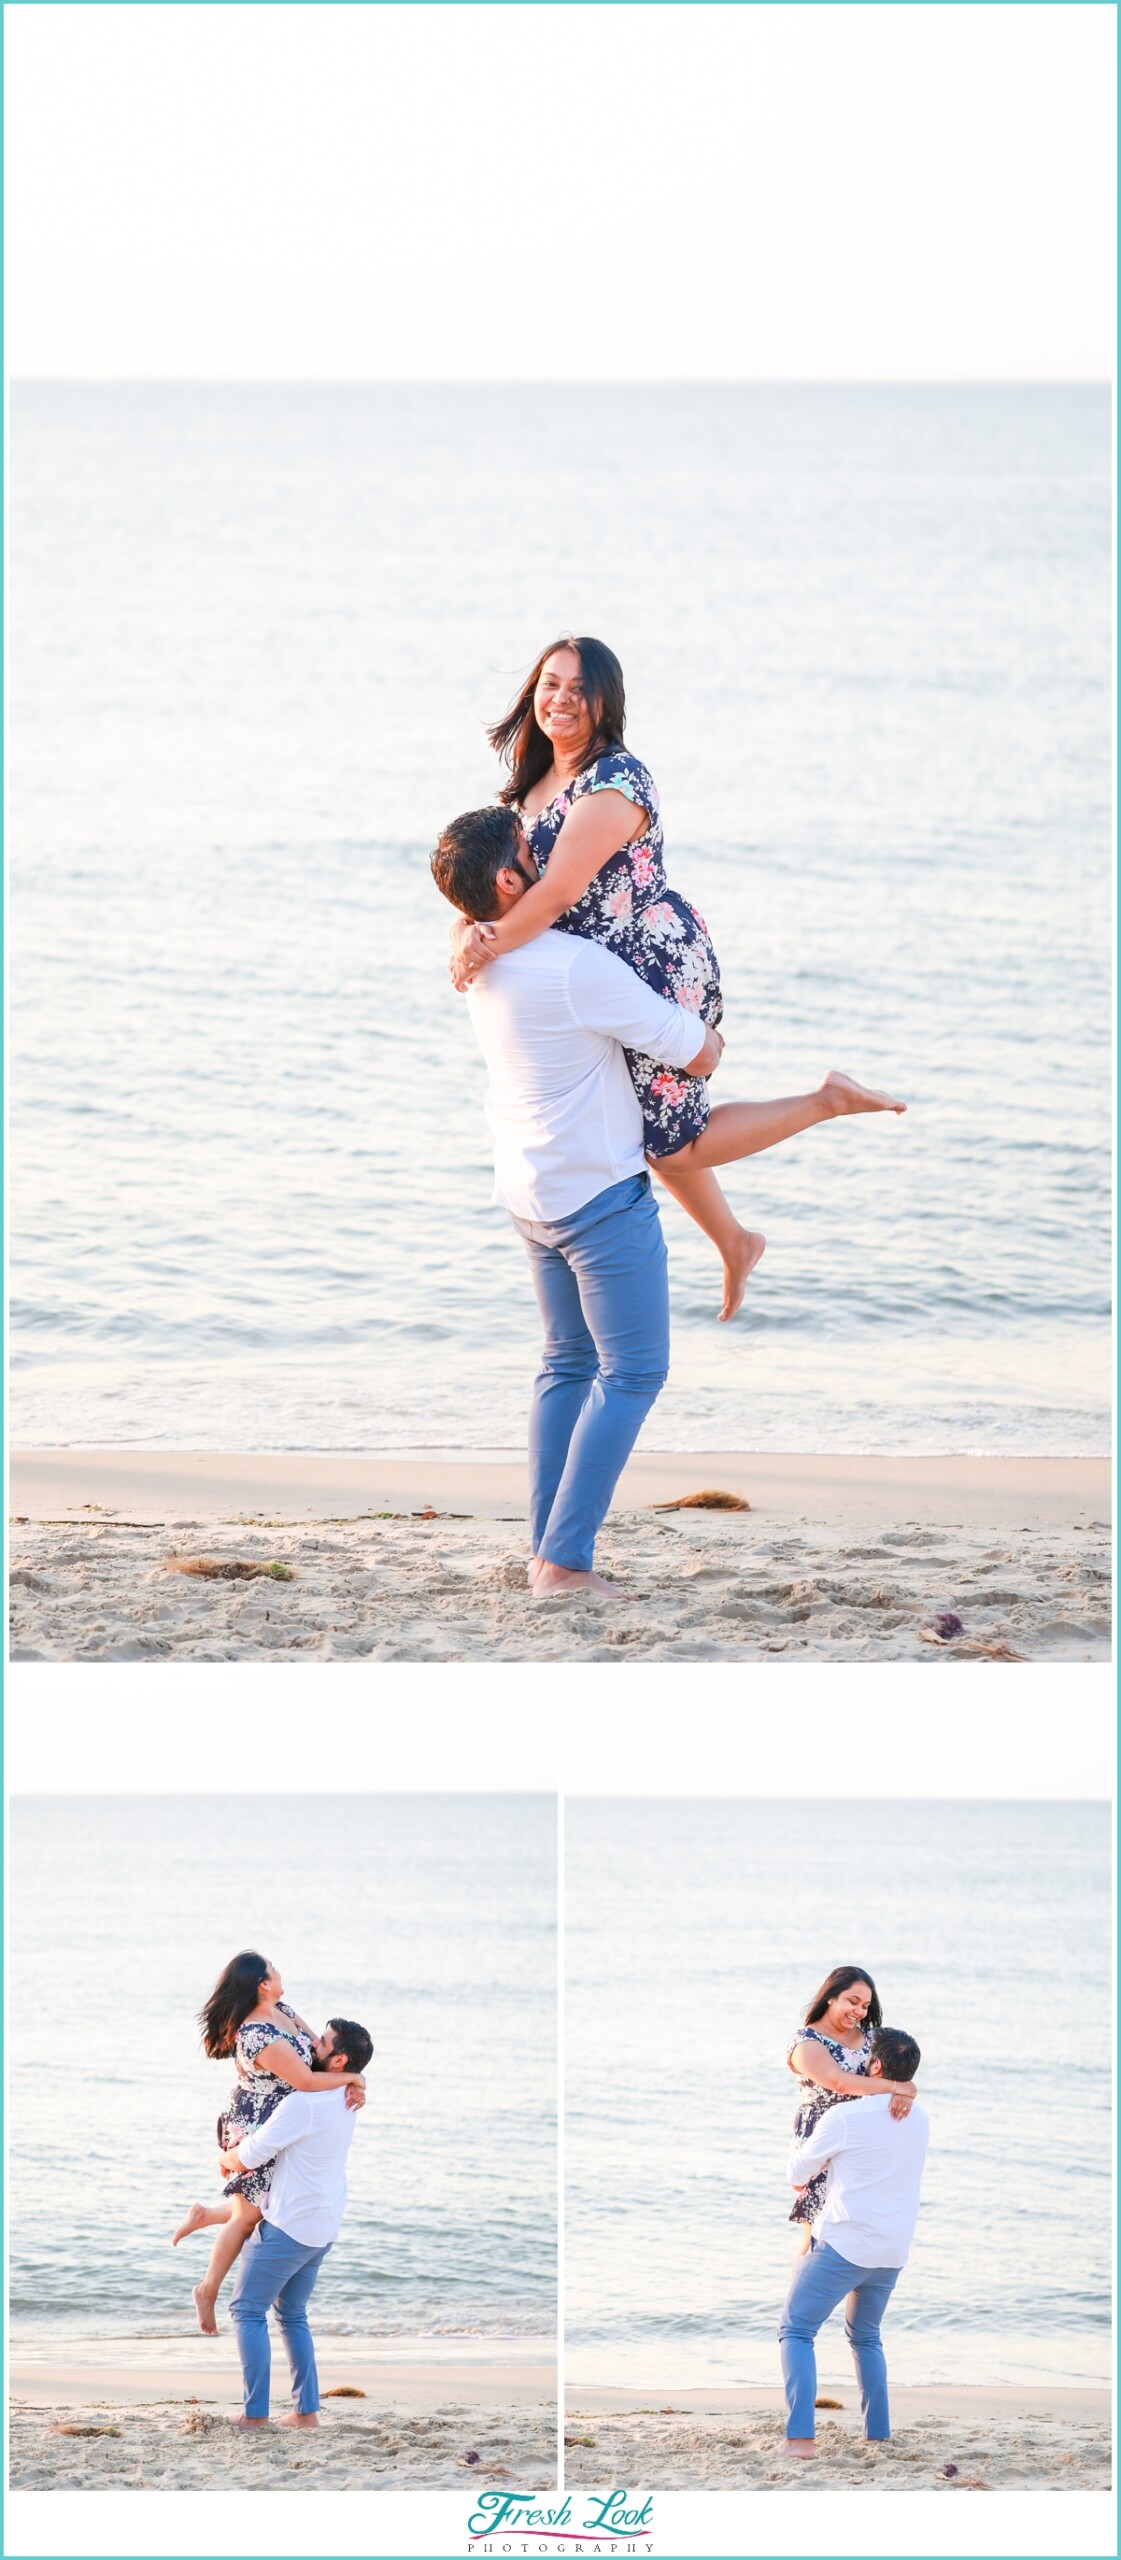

{"left": 533, "top": 646, "right": 596, "bottom": 764}
{"left": 824, "top": 1979, "right": 872, "bottom": 2036}
{"left": 260, "top": 1960, "right": 283, "bottom": 2003}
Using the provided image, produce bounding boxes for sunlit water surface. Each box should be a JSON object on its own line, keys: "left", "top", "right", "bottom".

{"left": 11, "top": 385, "right": 1111, "bottom": 1452}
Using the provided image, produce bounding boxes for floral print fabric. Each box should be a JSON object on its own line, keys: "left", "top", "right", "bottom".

{"left": 522, "top": 749, "right": 722, "bottom": 1158}
{"left": 786, "top": 2024, "right": 873, "bottom": 2227}
{"left": 218, "top": 2000, "right": 313, "bottom": 2205}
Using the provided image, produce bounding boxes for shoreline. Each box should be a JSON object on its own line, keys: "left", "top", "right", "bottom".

{"left": 11, "top": 1447, "right": 1111, "bottom": 1528}
{"left": 10, "top": 2352, "right": 555, "bottom": 2409}
{"left": 568, "top": 2384, "right": 1110, "bottom": 2417}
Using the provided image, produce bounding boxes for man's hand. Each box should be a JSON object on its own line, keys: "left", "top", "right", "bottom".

{"left": 217, "top": 2147, "right": 242, "bottom": 2178}
{"left": 685, "top": 1023, "right": 724, "bottom": 1078}
{"left": 448, "top": 918, "right": 496, "bottom": 992}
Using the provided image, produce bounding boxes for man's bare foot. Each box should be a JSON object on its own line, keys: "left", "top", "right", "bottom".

{"left": 193, "top": 2283, "right": 219, "bottom": 2336}
{"left": 527, "top": 1556, "right": 542, "bottom": 1587}
{"left": 820, "top": 1069, "right": 906, "bottom": 1117}
{"left": 532, "top": 1562, "right": 625, "bottom": 1603}
{"left": 719, "top": 1228, "right": 766, "bottom": 1321}
{"left": 233, "top": 2415, "right": 269, "bottom": 2429}
{"left": 780, "top": 2438, "right": 816, "bottom": 2458}
{"left": 172, "top": 2203, "right": 209, "bottom": 2247}
{"left": 277, "top": 2412, "right": 319, "bottom": 2428}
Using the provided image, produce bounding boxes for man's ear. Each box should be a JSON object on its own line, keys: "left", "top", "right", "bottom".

{"left": 867, "top": 2057, "right": 883, "bottom": 2076}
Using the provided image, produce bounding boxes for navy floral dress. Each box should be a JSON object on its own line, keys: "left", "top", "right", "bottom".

{"left": 521, "top": 749, "right": 722, "bottom": 1158}
{"left": 219, "top": 2001, "right": 313, "bottom": 2206}
{"left": 787, "top": 2024, "right": 873, "bottom": 2227}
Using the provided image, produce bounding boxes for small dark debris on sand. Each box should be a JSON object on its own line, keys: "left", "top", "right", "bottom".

{"left": 165, "top": 1556, "right": 298, "bottom": 1581}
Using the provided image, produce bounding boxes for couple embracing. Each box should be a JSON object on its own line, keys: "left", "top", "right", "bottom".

{"left": 173, "top": 1951, "right": 373, "bottom": 2429}
{"left": 780, "top": 1962, "right": 930, "bottom": 2454}
{"left": 432, "top": 636, "right": 905, "bottom": 1600}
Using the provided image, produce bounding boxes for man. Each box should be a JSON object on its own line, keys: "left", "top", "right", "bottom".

{"left": 218, "top": 2016, "right": 374, "bottom": 2430}
{"left": 430, "top": 804, "right": 722, "bottom": 1601}
{"left": 778, "top": 2026, "right": 929, "bottom": 2455}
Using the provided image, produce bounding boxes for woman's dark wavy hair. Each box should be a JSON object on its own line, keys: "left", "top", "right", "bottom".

{"left": 488, "top": 635, "right": 626, "bottom": 806}
{"left": 199, "top": 1949, "right": 270, "bottom": 2059}
{"left": 804, "top": 1964, "right": 882, "bottom": 2032}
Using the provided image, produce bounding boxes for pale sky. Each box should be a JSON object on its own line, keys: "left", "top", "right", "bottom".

{"left": 6, "top": 1666, "right": 559, "bottom": 1791}
{"left": 559, "top": 1667, "right": 1114, "bottom": 1796}
{"left": 5, "top": 1, "right": 1115, "bottom": 379}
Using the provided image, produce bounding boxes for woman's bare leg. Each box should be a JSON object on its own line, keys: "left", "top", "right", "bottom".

{"left": 655, "top": 1071, "right": 906, "bottom": 1320}
{"left": 682, "top": 1070, "right": 905, "bottom": 1170}
{"left": 193, "top": 2195, "right": 262, "bottom": 2335}
{"left": 173, "top": 2200, "right": 231, "bottom": 2247}
{"left": 651, "top": 1159, "right": 766, "bottom": 1322}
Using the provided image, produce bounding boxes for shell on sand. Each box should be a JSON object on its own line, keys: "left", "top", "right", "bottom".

{"left": 652, "top": 1490, "right": 752, "bottom": 1512}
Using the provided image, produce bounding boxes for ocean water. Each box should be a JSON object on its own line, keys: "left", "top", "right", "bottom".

{"left": 10, "top": 383, "right": 1111, "bottom": 1455}
{"left": 9, "top": 1795, "right": 555, "bottom": 2350}
{"left": 565, "top": 1798, "right": 1111, "bottom": 2387}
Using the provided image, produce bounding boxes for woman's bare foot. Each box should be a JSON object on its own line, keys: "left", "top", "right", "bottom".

{"left": 172, "top": 2203, "right": 209, "bottom": 2248}
{"left": 277, "top": 2412, "right": 319, "bottom": 2428}
{"left": 820, "top": 1069, "right": 906, "bottom": 1117}
{"left": 193, "top": 2283, "right": 219, "bottom": 2336}
{"left": 719, "top": 1227, "right": 766, "bottom": 1321}
{"left": 780, "top": 2439, "right": 816, "bottom": 2459}
{"left": 532, "top": 1562, "right": 625, "bottom": 1602}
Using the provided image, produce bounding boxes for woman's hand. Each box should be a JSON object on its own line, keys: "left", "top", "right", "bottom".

{"left": 344, "top": 2079, "right": 367, "bottom": 2112}
{"left": 887, "top": 2081, "right": 916, "bottom": 2120}
{"left": 448, "top": 919, "right": 496, "bottom": 992}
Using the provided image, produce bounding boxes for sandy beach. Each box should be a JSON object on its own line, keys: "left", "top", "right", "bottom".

{"left": 10, "top": 1449, "right": 1111, "bottom": 1661}
{"left": 563, "top": 2386, "right": 1112, "bottom": 2492}
{"left": 9, "top": 2353, "right": 556, "bottom": 2492}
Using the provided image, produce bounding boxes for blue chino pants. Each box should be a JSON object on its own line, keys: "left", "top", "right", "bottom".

{"left": 778, "top": 2238, "right": 901, "bottom": 2440}
{"left": 229, "top": 2218, "right": 331, "bottom": 2419}
{"left": 511, "top": 1174, "right": 670, "bottom": 1572}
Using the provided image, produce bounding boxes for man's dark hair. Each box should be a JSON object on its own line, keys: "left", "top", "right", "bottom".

{"left": 871, "top": 2025, "right": 920, "bottom": 2081}
{"left": 324, "top": 2016, "right": 374, "bottom": 2074}
{"left": 430, "top": 805, "right": 523, "bottom": 921}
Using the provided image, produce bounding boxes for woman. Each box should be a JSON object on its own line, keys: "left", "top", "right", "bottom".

{"left": 171, "top": 1950, "right": 367, "bottom": 2335}
{"left": 449, "top": 637, "right": 904, "bottom": 1320}
{"left": 787, "top": 1964, "right": 915, "bottom": 2255}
